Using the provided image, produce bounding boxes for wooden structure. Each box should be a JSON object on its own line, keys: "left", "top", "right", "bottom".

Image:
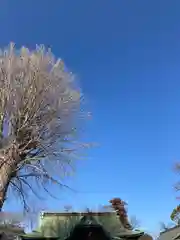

{"left": 18, "top": 198, "right": 153, "bottom": 240}
{"left": 19, "top": 211, "right": 147, "bottom": 240}
{"left": 65, "top": 215, "right": 111, "bottom": 240}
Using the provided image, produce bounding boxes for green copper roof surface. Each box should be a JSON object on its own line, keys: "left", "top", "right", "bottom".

{"left": 28, "top": 212, "right": 144, "bottom": 239}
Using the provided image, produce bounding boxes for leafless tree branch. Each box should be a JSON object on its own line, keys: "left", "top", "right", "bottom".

{"left": 0, "top": 43, "right": 90, "bottom": 210}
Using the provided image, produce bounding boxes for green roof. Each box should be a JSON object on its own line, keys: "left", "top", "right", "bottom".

{"left": 0, "top": 225, "right": 24, "bottom": 234}
{"left": 20, "top": 235, "right": 58, "bottom": 239}
{"left": 39, "top": 214, "right": 80, "bottom": 238}
{"left": 174, "top": 234, "right": 180, "bottom": 240}
{"left": 35, "top": 212, "right": 144, "bottom": 239}
{"left": 20, "top": 231, "right": 60, "bottom": 239}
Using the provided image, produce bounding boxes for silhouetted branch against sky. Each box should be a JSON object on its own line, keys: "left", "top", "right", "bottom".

{"left": 0, "top": 43, "right": 91, "bottom": 211}
{"left": 129, "top": 215, "right": 141, "bottom": 229}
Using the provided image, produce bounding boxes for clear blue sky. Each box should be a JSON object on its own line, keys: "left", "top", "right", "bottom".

{"left": 1, "top": 0, "right": 180, "bottom": 234}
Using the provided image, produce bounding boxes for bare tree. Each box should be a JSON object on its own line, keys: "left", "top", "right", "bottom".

{"left": 129, "top": 215, "right": 140, "bottom": 230}
{"left": 0, "top": 43, "right": 89, "bottom": 211}
{"left": 0, "top": 212, "right": 24, "bottom": 228}
{"left": 159, "top": 222, "right": 174, "bottom": 232}
{"left": 24, "top": 203, "right": 46, "bottom": 231}
{"left": 64, "top": 205, "right": 72, "bottom": 212}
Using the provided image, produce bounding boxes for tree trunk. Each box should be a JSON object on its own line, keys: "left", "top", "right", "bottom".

{"left": 0, "top": 157, "right": 15, "bottom": 211}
